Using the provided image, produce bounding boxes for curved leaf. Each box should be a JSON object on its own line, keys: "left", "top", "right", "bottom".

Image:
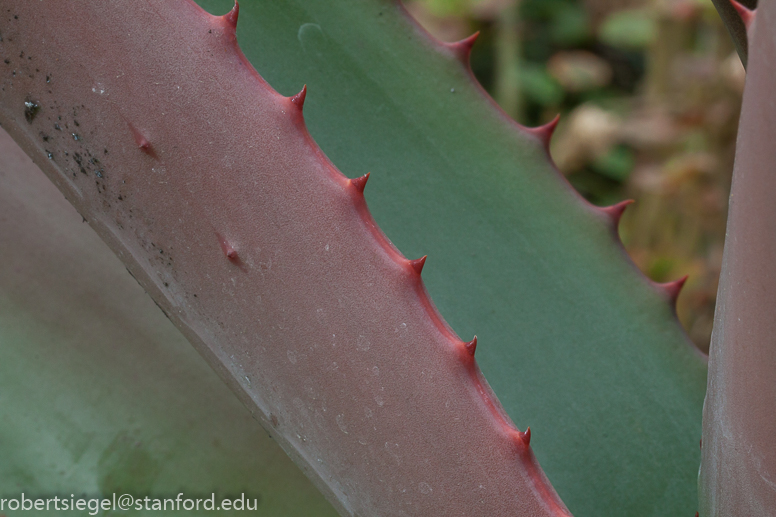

{"left": 194, "top": 1, "right": 709, "bottom": 514}
{"left": 0, "top": 129, "right": 337, "bottom": 516}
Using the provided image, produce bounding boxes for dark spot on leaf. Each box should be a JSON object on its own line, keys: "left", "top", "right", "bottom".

{"left": 24, "top": 100, "right": 40, "bottom": 122}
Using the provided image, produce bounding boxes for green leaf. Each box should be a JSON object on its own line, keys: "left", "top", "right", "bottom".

{"left": 550, "top": 5, "right": 592, "bottom": 46}
{"left": 189, "top": 1, "right": 707, "bottom": 514}
{"left": 520, "top": 63, "right": 566, "bottom": 106}
{"left": 599, "top": 8, "right": 657, "bottom": 50}
{"left": 592, "top": 145, "right": 635, "bottom": 181}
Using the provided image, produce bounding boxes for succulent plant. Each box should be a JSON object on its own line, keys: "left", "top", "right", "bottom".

{"left": 0, "top": 0, "right": 769, "bottom": 515}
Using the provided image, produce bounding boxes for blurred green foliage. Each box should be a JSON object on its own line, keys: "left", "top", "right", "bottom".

{"left": 407, "top": 0, "right": 743, "bottom": 351}
{"left": 599, "top": 8, "right": 656, "bottom": 48}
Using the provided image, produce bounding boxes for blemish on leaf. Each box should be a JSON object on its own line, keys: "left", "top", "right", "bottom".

{"left": 23, "top": 100, "right": 39, "bottom": 122}
{"left": 216, "top": 232, "right": 239, "bottom": 260}
{"left": 128, "top": 122, "right": 155, "bottom": 156}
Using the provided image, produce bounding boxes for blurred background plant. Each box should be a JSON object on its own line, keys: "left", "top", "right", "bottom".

{"left": 406, "top": 0, "right": 744, "bottom": 352}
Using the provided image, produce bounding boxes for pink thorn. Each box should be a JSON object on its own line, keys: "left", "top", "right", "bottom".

{"left": 445, "top": 32, "right": 480, "bottom": 64}
{"left": 525, "top": 114, "right": 560, "bottom": 152}
{"left": 464, "top": 336, "right": 477, "bottom": 356}
{"left": 290, "top": 85, "right": 307, "bottom": 110}
{"left": 128, "top": 123, "right": 153, "bottom": 153}
{"left": 216, "top": 232, "right": 238, "bottom": 260}
{"left": 350, "top": 172, "right": 370, "bottom": 193}
{"left": 409, "top": 255, "right": 427, "bottom": 275}
{"left": 223, "top": 1, "right": 239, "bottom": 30}
{"left": 730, "top": 0, "right": 755, "bottom": 30}
{"left": 599, "top": 199, "right": 635, "bottom": 227}
{"left": 658, "top": 275, "right": 689, "bottom": 305}
{"left": 520, "top": 427, "right": 531, "bottom": 447}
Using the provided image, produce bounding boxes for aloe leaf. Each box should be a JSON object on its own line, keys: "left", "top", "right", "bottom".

{"left": 191, "top": 1, "right": 708, "bottom": 514}
{"left": 699, "top": 4, "right": 776, "bottom": 515}
{"left": 0, "top": 2, "right": 571, "bottom": 515}
{"left": 0, "top": 0, "right": 708, "bottom": 515}
{"left": 0, "top": 129, "right": 336, "bottom": 516}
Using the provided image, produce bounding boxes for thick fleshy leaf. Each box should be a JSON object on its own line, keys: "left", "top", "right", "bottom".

{"left": 0, "top": 3, "right": 571, "bottom": 515}
{"left": 0, "top": 129, "right": 337, "bottom": 516}
{"left": 0, "top": 0, "right": 708, "bottom": 515}
{"left": 699, "top": 3, "right": 776, "bottom": 515}
{"left": 191, "top": 1, "right": 708, "bottom": 515}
